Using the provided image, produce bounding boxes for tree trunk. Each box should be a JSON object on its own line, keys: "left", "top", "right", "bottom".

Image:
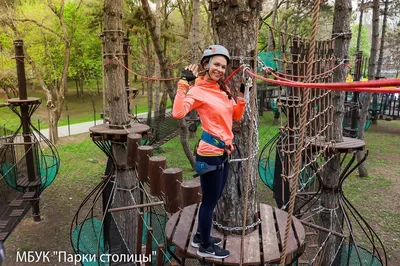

{"left": 211, "top": 1, "right": 259, "bottom": 233}
{"left": 103, "top": 0, "right": 138, "bottom": 255}
{"left": 267, "top": 0, "right": 279, "bottom": 51}
{"left": 153, "top": 0, "right": 161, "bottom": 116}
{"left": 375, "top": 0, "right": 388, "bottom": 79}
{"left": 48, "top": 108, "right": 59, "bottom": 143}
{"left": 146, "top": 33, "right": 153, "bottom": 123}
{"left": 104, "top": 0, "right": 129, "bottom": 127}
{"left": 317, "top": 0, "right": 352, "bottom": 264}
{"left": 141, "top": 0, "right": 194, "bottom": 167}
{"left": 357, "top": 0, "right": 380, "bottom": 177}
{"left": 189, "top": 0, "right": 200, "bottom": 138}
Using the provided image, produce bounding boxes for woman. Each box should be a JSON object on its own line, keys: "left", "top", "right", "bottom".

{"left": 172, "top": 45, "right": 246, "bottom": 259}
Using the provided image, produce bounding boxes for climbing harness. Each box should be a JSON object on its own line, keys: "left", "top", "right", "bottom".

{"left": 193, "top": 131, "right": 250, "bottom": 178}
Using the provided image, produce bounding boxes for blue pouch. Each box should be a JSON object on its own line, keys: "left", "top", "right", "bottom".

{"left": 193, "top": 161, "right": 221, "bottom": 178}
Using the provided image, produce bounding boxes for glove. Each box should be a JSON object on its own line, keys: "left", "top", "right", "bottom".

{"left": 181, "top": 69, "right": 197, "bottom": 82}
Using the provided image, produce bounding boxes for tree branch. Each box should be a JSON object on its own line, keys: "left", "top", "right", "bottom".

{"left": 14, "top": 18, "right": 69, "bottom": 42}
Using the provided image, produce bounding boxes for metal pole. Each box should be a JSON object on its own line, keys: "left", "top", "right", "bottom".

{"left": 37, "top": 119, "right": 40, "bottom": 132}
{"left": 14, "top": 39, "right": 41, "bottom": 222}
{"left": 67, "top": 115, "right": 71, "bottom": 136}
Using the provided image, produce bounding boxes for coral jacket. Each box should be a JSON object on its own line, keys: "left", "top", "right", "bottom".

{"left": 172, "top": 76, "right": 246, "bottom": 156}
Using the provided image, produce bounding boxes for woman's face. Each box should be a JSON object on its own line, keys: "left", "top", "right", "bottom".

{"left": 204, "top": 55, "right": 227, "bottom": 81}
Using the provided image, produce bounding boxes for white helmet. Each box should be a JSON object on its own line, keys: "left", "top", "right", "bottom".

{"left": 200, "top": 45, "right": 230, "bottom": 65}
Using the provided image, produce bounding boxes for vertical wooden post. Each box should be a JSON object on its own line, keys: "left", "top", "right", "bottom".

{"left": 13, "top": 40, "right": 41, "bottom": 222}
{"left": 137, "top": 146, "right": 154, "bottom": 182}
{"left": 136, "top": 212, "right": 144, "bottom": 255}
{"left": 181, "top": 179, "right": 201, "bottom": 208}
{"left": 163, "top": 168, "right": 183, "bottom": 213}
{"left": 156, "top": 244, "right": 164, "bottom": 266}
{"left": 149, "top": 156, "right": 167, "bottom": 196}
{"left": 145, "top": 227, "right": 153, "bottom": 266}
{"left": 127, "top": 134, "right": 141, "bottom": 168}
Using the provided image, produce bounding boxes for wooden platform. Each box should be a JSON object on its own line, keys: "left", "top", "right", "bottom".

{"left": 166, "top": 203, "right": 305, "bottom": 265}
{"left": 90, "top": 122, "right": 150, "bottom": 136}
{"left": 306, "top": 136, "right": 365, "bottom": 153}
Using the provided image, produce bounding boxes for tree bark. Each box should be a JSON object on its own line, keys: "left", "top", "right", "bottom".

{"left": 375, "top": 0, "right": 389, "bottom": 79}
{"left": 103, "top": 0, "right": 138, "bottom": 255}
{"left": 146, "top": 33, "right": 153, "bottom": 124}
{"left": 267, "top": 0, "right": 279, "bottom": 51}
{"left": 211, "top": 2, "right": 259, "bottom": 233}
{"left": 357, "top": 0, "right": 380, "bottom": 177}
{"left": 317, "top": 0, "right": 352, "bottom": 264}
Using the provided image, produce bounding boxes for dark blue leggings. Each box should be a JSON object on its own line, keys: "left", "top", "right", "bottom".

{"left": 196, "top": 154, "right": 230, "bottom": 247}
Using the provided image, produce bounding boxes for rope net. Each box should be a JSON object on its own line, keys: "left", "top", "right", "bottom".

{"left": 256, "top": 15, "right": 387, "bottom": 266}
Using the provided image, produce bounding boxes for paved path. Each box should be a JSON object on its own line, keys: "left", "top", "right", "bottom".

{"left": 38, "top": 109, "right": 171, "bottom": 139}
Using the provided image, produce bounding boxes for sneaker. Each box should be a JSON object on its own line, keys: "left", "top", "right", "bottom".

{"left": 197, "top": 244, "right": 230, "bottom": 259}
{"left": 191, "top": 234, "right": 222, "bottom": 248}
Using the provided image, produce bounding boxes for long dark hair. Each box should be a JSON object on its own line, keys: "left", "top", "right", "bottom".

{"left": 201, "top": 57, "right": 233, "bottom": 100}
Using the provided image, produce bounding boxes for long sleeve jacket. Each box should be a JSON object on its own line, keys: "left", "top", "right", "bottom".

{"left": 172, "top": 76, "right": 246, "bottom": 156}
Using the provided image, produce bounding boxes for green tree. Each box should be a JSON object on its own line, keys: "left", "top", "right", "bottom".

{"left": 349, "top": 24, "right": 370, "bottom": 57}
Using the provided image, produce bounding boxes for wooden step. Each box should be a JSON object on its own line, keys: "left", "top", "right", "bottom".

{"left": 0, "top": 232, "right": 8, "bottom": 241}
{"left": 0, "top": 220, "right": 8, "bottom": 229}
{"left": 17, "top": 177, "right": 41, "bottom": 187}
{"left": 10, "top": 209, "right": 24, "bottom": 217}
{"left": 9, "top": 199, "right": 23, "bottom": 207}
{"left": 305, "top": 231, "right": 318, "bottom": 236}
{"left": 298, "top": 259, "right": 310, "bottom": 264}
{"left": 23, "top": 191, "right": 36, "bottom": 199}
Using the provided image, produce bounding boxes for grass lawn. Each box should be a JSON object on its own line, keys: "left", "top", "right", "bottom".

{"left": 2, "top": 113, "right": 400, "bottom": 265}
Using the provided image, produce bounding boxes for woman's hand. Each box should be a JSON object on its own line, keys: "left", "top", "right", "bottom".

{"left": 181, "top": 64, "right": 199, "bottom": 82}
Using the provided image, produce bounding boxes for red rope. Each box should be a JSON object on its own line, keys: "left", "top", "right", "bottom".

{"left": 225, "top": 65, "right": 244, "bottom": 83}
{"left": 11, "top": 57, "right": 24, "bottom": 63}
{"left": 269, "top": 61, "right": 349, "bottom": 79}
{"left": 246, "top": 69, "right": 400, "bottom": 93}
{"left": 114, "top": 58, "right": 179, "bottom": 81}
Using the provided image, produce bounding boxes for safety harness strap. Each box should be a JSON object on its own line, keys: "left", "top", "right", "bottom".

{"left": 201, "top": 131, "right": 226, "bottom": 149}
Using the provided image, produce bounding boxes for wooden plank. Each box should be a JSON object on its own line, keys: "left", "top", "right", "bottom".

{"left": 293, "top": 217, "right": 306, "bottom": 245}
{"left": 165, "top": 210, "right": 180, "bottom": 241}
{"left": 260, "top": 204, "right": 280, "bottom": 263}
{"left": 243, "top": 228, "right": 261, "bottom": 265}
{"left": 186, "top": 209, "right": 200, "bottom": 259}
{"left": 23, "top": 191, "right": 36, "bottom": 199}
{"left": 10, "top": 209, "right": 24, "bottom": 217}
{"left": 223, "top": 234, "right": 242, "bottom": 265}
{"left": 9, "top": 199, "right": 23, "bottom": 207}
{"left": 0, "top": 232, "right": 8, "bottom": 241}
{"left": 0, "top": 220, "right": 8, "bottom": 229}
{"left": 275, "top": 207, "right": 298, "bottom": 255}
{"left": 172, "top": 204, "right": 197, "bottom": 252}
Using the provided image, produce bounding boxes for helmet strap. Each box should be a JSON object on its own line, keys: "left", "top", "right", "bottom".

{"left": 205, "top": 56, "right": 213, "bottom": 71}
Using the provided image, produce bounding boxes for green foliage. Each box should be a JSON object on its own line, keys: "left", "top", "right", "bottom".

{"left": 349, "top": 25, "right": 371, "bottom": 58}
{"left": 68, "top": 1, "right": 102, "bottom": 82}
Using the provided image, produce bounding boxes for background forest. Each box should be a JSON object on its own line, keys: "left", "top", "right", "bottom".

{"left": 1, "top": 0, "right": 399, "bottom": 142}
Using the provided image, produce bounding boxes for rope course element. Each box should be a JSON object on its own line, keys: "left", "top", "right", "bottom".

{"left": 278, "top": 1, "right": 322, "bottom": 265}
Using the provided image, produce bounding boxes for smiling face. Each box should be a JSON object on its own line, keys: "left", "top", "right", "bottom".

{"left": 203, "top": 55, "right": 227, "bottom": 82}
